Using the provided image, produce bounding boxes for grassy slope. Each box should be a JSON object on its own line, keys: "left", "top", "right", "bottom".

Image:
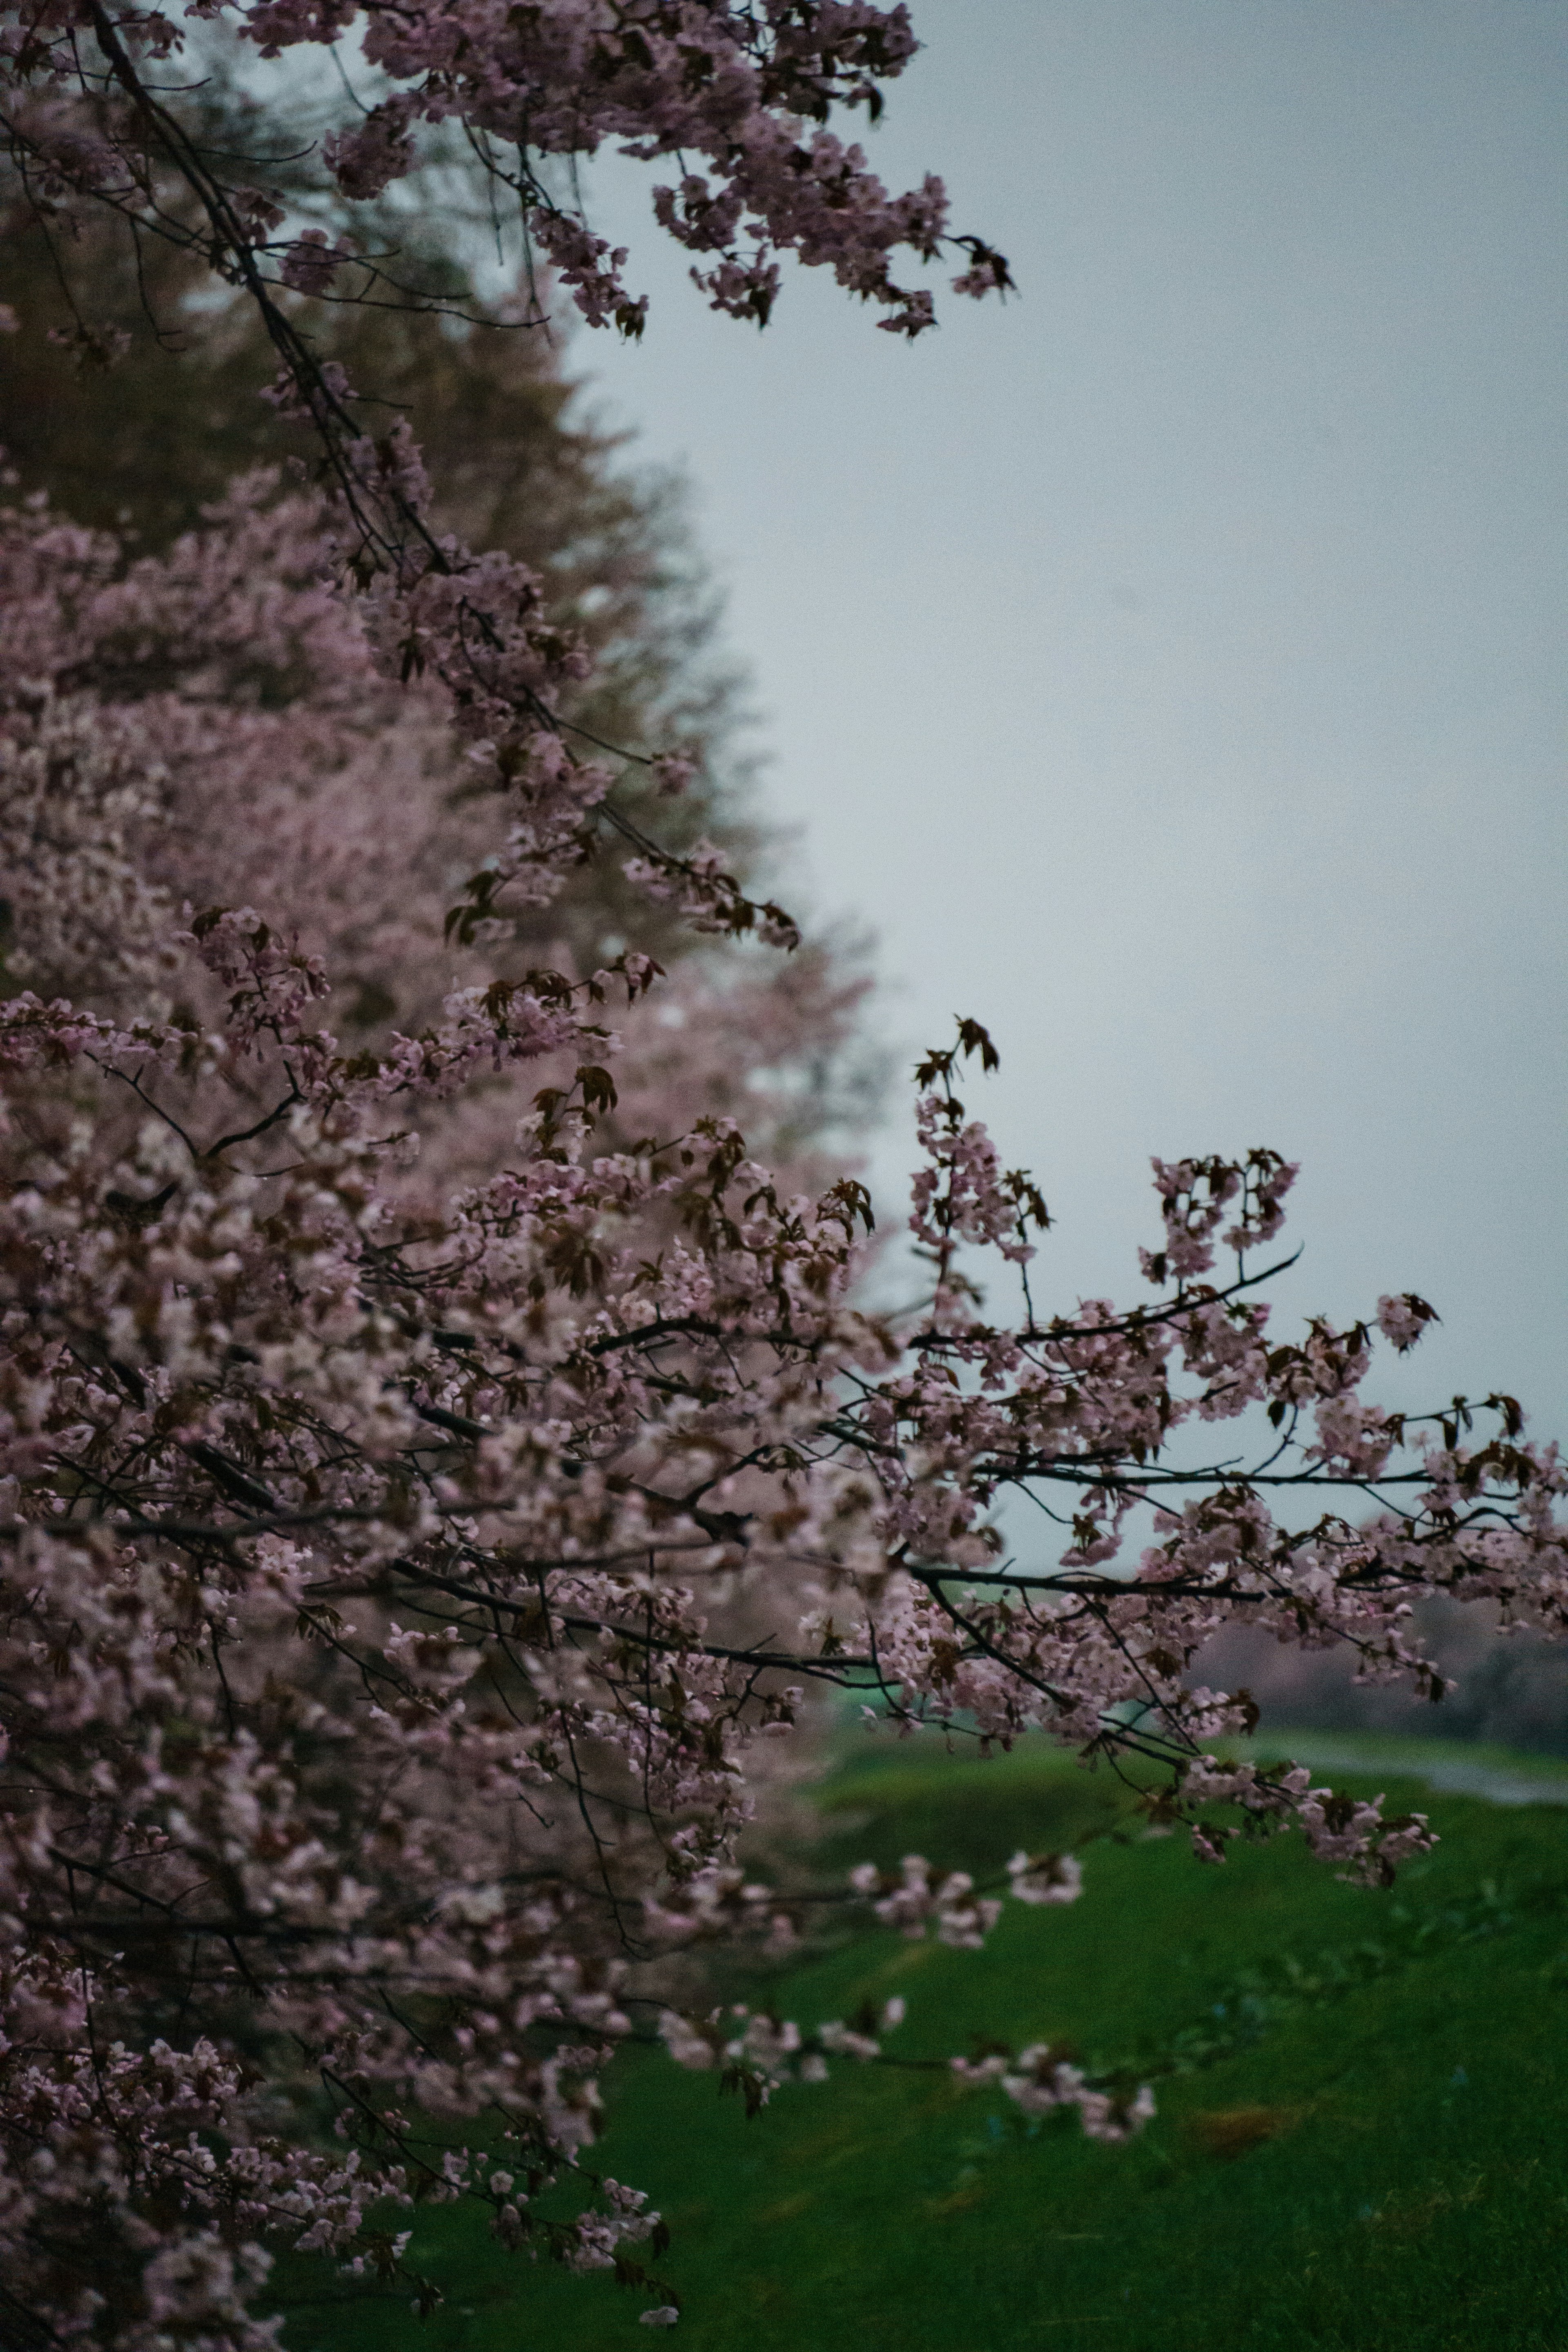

{"left": 281, "top": 1735, "right": 1568, "bottom": 2352}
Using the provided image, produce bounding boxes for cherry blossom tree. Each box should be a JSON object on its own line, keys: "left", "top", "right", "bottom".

{"left": 2, "top": 4, "right": 1566, "bottom": 2344}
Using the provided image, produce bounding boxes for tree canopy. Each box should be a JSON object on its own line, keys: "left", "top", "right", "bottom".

{"left": 0, "top": 5, "right": 1562, "bottom": 2344}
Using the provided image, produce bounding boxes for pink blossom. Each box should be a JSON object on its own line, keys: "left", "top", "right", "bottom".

{"left": 1377, "top": 1290, "right": 1438, "bottom": 1351}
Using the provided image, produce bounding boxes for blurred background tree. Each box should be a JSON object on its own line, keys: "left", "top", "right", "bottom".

{"left": 0, "top": 76, "right": 884, "bottom": 1161}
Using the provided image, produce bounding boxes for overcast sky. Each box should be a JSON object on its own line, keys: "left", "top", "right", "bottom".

{"left": 569, "top": 0, "right": 1566, "bottom": 1437}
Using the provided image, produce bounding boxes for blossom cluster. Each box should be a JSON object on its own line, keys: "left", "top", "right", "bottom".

{"left": 3, "top": 466, "right": 1564, "bottom": 2329}
{"left": 2, "top": 0, "right": 1011, "bottom": 946}
{"left": 952, "top": 2047, "right": 1158, "bottom": 2145}
{"left": 1, "top": 842, "right": 1560, "bottom": 2333}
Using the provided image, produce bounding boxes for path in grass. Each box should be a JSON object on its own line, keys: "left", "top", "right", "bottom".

{"left": 278, "top": 1731, "right": 1568, "bottom": 2352}
{"left": 1252, "top": 1728, "right": 1568, "bottom": 1809}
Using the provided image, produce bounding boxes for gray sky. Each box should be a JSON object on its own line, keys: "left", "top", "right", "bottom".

{"left": 574, "top": 0, "right": 1566, "bottom": 1437}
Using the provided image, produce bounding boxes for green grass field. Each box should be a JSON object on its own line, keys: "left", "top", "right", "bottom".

{"left": 278, "top": 1733, "right": 1568, "bottom": 2352}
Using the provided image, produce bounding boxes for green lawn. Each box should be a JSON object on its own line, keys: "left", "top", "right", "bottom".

{"left": 278, "top": 1733, "right": 1568, "bottom": 2352}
